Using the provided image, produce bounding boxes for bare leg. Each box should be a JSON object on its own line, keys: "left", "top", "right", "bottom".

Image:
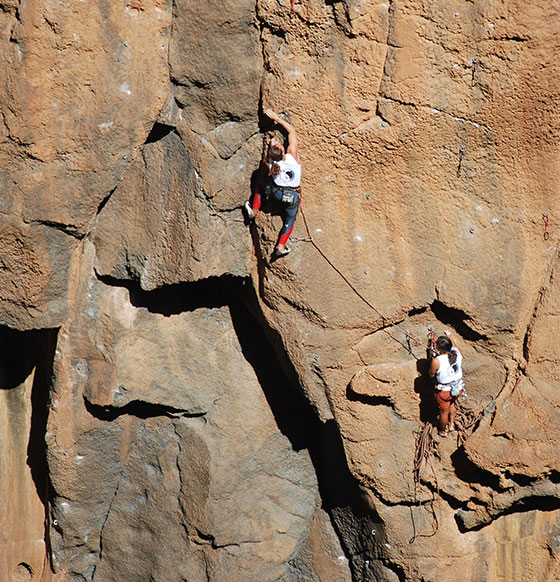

{"left": 448, "top": 403, "right": 457, "bottom": 431}
{"left": 439, "top": 408, "right": 450, "bottom": 433}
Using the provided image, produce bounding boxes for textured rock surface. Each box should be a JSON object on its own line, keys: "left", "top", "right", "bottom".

{"left": 46, "top": 243, "right": 324, "bottom": 581}
{"left": 1, "top": 0, "right": 559, "bottom": 581}
{"left": 0, "top": 328, "right": 56, "bottom": 582}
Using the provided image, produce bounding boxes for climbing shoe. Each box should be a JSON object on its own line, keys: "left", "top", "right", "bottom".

{"left": 273, "top": 246, "right": 290, "bottom": 259}
{"left": 244, "top": 201, "right": 255, "bottom": 220}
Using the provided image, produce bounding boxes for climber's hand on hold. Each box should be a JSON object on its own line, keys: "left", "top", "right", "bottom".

{"left": 265, "top": 109, "right": 280, "bottom": 122}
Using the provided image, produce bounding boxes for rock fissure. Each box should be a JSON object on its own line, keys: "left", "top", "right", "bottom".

{"left": 84, "top": 397, "right": 207, "bottom": 421}
{"left": 522, "top": 250, "right": 559, "bottom": 362}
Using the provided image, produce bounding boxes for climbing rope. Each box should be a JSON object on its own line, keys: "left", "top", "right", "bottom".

{"left": 298, "top": 206, "right": 414, "bottom": 356}
{"left": 409, "top": 392, "right": 492, "bottom": 543}
{"left": 410, "top": 421, "right": 439, "bottom": 543}
{"left": 412, "top": 422, "right": 436, "bottom": 484}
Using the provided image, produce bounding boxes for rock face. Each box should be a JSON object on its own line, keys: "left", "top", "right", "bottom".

{"left": 1, "top": 1, "right": 560, "bottom": 581}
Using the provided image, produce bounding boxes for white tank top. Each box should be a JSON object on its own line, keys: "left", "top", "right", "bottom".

{"left": 272, "top": 154, "right": 301, "bottom": 188}
{"left": 436, "top": 348, "right": 463, "bottom": 390}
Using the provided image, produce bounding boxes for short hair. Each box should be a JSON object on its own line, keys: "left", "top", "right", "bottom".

{"left": 269, "top": 145, "right": 284, "bottom": 161}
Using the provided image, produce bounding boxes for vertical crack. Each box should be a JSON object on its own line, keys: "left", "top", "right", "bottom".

{"left": 90, "top": 423, "right": 139, "bottom": 580}
{"left": 522, "top": 250, "right": 559, "bottom": 364}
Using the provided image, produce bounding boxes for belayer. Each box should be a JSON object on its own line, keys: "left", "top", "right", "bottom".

{"left": 429, "top": 332, "right": 465, "bottom": 436}
{"left": 244, "top": 109, "right": 301, "bottom": 260}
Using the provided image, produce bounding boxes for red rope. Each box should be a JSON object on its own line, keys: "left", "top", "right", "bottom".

{"left": 404, "top": 330, "right": 421, "bottom": 344}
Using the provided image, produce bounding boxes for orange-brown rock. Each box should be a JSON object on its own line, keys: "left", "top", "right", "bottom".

{"left": 1, "top": 0, "right": 560, "bottom": 581}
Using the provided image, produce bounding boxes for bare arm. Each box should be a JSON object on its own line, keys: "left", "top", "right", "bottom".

{"left": 444, "top": 330, "right": 461, "bottom": 355}
{"left": 429, "top": 357, "right": 440, "bottom": 379}
{"left": 265, "top": 109, "right": 299, "bottom": 161}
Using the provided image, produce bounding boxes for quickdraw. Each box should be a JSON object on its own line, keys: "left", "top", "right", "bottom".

{"left": 404, "top": 330, "right": 421, "bottom": 344}
{"left": 289, "top": 235, "right": 313, "bottom": 243}
{"left": 543, "top": 212, "right": 550, "bottom": 240}
{"left": 457, "top": 146, "right": 465, "bottom": 177}
{"left": 404, "top": 329, "right": 421, "bottom": 355}
{"left": 471, "top": 57, "right": 480, "bottom": 85}
{"left": 426, "top": 327, "right": 437, "bottom": 361}
{"left": 290, "top": 0, "right": 294, "bottom": 12}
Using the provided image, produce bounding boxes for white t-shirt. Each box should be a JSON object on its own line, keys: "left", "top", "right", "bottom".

{"left": 272, "top": 153, "right": 301, "bottom": 188}
{"left": 436, "top": 348, "right": 463, "bottom": 390}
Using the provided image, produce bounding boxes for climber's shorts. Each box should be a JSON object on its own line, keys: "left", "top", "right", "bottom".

{"left": 434, "top": 389, "right": 462, "bottom": 410}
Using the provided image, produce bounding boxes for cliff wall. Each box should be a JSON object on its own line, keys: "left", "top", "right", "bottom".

{"left": 1, "top": 1, "right": 559, "bottom": 581}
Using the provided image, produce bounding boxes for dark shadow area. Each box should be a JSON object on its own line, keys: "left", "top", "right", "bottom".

{"left": 95, "top": 185, "right": 116, "bottom": 218}
{"left": 27, "top": 328, "right": 58, "bottom": 510}
{"left": 84, "top": 398, "right": 206, "bottom": 421}
{"left": 505, "top": 471, "right": 535, "bottom": 487}
{"left": 450, "top": 446, "right": 502, "bottom": 490}
{"left": 407, "top": 306, "right": 428, "bottom": 318}
{"left": 145, "top": 122, "right": 174, "bottom": 144}
{"left": 431, "top": 300, "right": 487, "bottom": 341}
{"left": 0, "top": 326, "right": 45, "bottom": 389}
{"left": 97, "top": 273, "right": 242, "bottom": 316}
{"left": 549, "top": 470, "right": 560, "bottom": 484}
{"left": 320, "top": 420, "right": 393, "bottom": 582}
{"left": 502, "top": 495, "right": 560, "bottom": 516}
{"left": 346, "top": 384, "right": 395, "bottom": 410}
{"left": 0, "top": 326, "right": 58, "bottom": 567}
{"left": 414, "top": 358, "right": 437, "bottom": 424}
{"left": 229, "top": 296, "right": 316, "bottom": 452}
{"left": 229, "top": 289, "right": 386, "bottom": 581}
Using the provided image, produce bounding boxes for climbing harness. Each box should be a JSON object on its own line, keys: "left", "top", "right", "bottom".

{"left": 278, "top": 185, "right": 300, "bottom": 205}
{"left": 543, "top": 212, "right": 550, "bottom": 240}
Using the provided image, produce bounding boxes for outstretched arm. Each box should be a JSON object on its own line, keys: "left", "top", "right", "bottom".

{"left": 265, "top": 109, "right": 299, "bottom": 161}
{"left": 444, "top": 330, "right": 461, "bottom": 354}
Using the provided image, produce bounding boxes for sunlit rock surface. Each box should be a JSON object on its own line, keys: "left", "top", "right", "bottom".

{"left": 1, "top": 1, "right": 559, "bottom": 581}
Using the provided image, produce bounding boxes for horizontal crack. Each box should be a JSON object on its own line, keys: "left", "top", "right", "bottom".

{"left": 84, "top": 397, "right": 206, "bottom": 421}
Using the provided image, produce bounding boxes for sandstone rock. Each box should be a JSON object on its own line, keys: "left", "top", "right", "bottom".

{"left": 0, "top": 0, "right": 172, "bottom": 329}
{"left": 0, "top": 216, "right": 78, "bottom": 330}
{"left": 47, "top": 243, "right": 319, "bottom": 581}
{"left": 0, "top": 328, "right": 58, "bottom": 582}
{"left": 93, "top": 128, "right": 252, "bottom": 289}
{"left": 1, "top": 0, "right": 171, "bottom": 232}
{"left": 1, "top": 0, "right": 560, "bottom": 579}
{"left": 170, "top": 0, "right": 262, "bottom": 208}
{"left": 284, "top": 509, "right": 352, "bottom": 581}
